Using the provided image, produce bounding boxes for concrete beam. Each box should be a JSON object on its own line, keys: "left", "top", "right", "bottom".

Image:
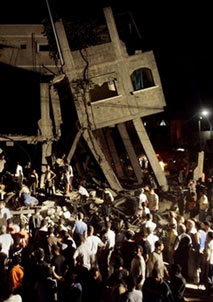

{"left": 117, "top": 123, "right": 143, "bottom": 184}
{"left": 133, "top": 118, "right": 168, "bottom": 191}
{"left": 105, "top": 127, "right": 124, "bottom": 178}
{"left": 83, "top": 129, "right": 122, "bottom": 192}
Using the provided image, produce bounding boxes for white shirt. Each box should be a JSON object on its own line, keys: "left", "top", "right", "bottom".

{"left": 3, "top": 295, "right": 22, "bottom": 302}
{"left": 73, "top": 241, "right": 92, "bottom": 270}
{"left": 0, "top": 207, "right": 12, "bottom": 220}
{"left": 127, "top": 289, "right": 143, "bottom": 302}
{"left": 78, "top": 185, "right": 89, "bottom": 197}
{"left": 130, "top": 255, "right": 146, "bottom": 286}
{"left": 206, "top": 239, "right": 213, "bottom": 265}
{"left": 86, "top": 235, "right": 104, "bottom": 256}
{"left": 103, "top": 229, "right": 115, "bottom": 249}
{"left": 147, "top": 233, "right": 159, "bottom": 253}
{"left": 145, "top": 220, "right": 157, "bottom": 233}
{"left": 15, "top": 164, "right": 23, "bottom": 177}
{"left": 139, "top": 192, "right": 147, "bottom": 203}
{"left": 0, "top": 233, "right": 13, "bottom": 256}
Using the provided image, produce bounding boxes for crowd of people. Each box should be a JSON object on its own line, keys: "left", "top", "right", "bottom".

{"left": 0, "top": 151, "right": 213, "bottom": 301}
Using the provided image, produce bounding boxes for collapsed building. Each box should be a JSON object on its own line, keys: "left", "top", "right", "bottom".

{"left": 0, "top": 6, "right": 168, "bottom": 193}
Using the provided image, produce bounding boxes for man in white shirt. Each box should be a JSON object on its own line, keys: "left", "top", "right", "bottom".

{"left": 86, "top": 225, "right": 105, "bottom": 266}
{"left": 0, "top": 200, "right": 12, "bottom": 220}
{"left": 130, "top": 245, "right": 146, "bottom": 289}
{"left": 139, "top": 188, "right": 147, "bottom": 204}
{"left": 15, "top": 162, "right": 24, "bottom": 189}
{"left": 78, "top": 184, "right": 89, "bottom": 203}
{"left": 145, "top": 213, "right": 157, "bottom": 233}
{"left": 138, "top": 188, "right": 148, "bottom": 218}
{"left": 146, "top": 227, "right": 159, "bottom": 253}
{"left": 102, "top": 220, "right": 115, "bottom": 250}
{"left": 0, "top": 225, "right": 13, "bottom": 257}
{"left": 73, "top": 235, "right": 91, "bottom": 270}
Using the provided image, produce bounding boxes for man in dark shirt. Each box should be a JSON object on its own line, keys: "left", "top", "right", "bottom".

{"left": 169, "top": 264, "right": 186, "bottom": 302}
{"left": 51, "top": 244, "right": 67, "bottom": 280}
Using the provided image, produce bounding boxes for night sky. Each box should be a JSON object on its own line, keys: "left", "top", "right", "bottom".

{"left": 0, "top": 0, "right": 213, "bottom": 120}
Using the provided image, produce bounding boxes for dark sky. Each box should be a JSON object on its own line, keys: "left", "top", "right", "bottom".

{"left": 1, "top": 0, "right": 213, "bottom": 119}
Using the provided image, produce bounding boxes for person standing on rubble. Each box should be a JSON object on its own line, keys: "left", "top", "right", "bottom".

{"left": 78, "top": 183, "right": 89, "bottom": 204}
{"left": 147, "top": 188, "right": 159, "bottom": 223}
{"left": 28, "top": 169, "right": 39, "bottom": 196}
{"left": 102, "top": 187, "right": 114, "bottom": 217}
{"left": 137, "top": 188, "right": 148, "bottom": 219}
{"left": 63, "top": 160, "right": 73, "bottom": 195}
{"left": 15, "top": 162, "right": 24, "bottom": 190}
{"left": 0, "top": 154, "right": 6, "bottom": 184}
{"left": 43, "top": 165, "right": 56, "bottom": 196}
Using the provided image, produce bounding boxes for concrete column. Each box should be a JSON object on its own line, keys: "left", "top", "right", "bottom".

{"left": 105, "top": 127, "right": 124, "bottom": 178}
{"left": 117, "top": 123, "right": 143, "bottom": 184}
{"left": 50, "top": 85, "right": 62, "bottom": 138}
{"left": 83, "top": 129, "right": 122, "bottom": 192}
{"left": 38, "top": 83, "right": 53, "bottom": 174}
{"left": 133, "top": 118, "right": 168, "bottom": 191}
{"left": 95, "top": 129, "right": 113, "bottom": 168}
{"left": 41, "top": 141, "right": 52, "bottom": 173}
{"left": 38, "top": 83, "right": 53, "bottom": 137}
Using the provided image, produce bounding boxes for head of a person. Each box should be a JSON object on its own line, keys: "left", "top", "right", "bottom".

{"left": 134, "top": 244, "right": 143, "bottom": 256}
{"left": 177, "top": 223, "right": 186, "bottom": 235}
{"left": 77, "top": 212, "right": 84, "bottom": 221}
{"left": 36, "top": 247, "right": 45, "bottom": 260}
{"left": 105, "top": 220, "right": 111, "bottom": 230}
{"left": 0, "top": 225, "right": 7, "bottom": 234}
{"left": 207, "top": 231, "right": 213, "bottom": 241}
{"left": 203, "top": 220, "right": 211, "bottom": 231}
{"left": 186, "top": 219, "right": 195, "bottom": 231}
{"left": 88, "top": 225, "right": 94, "bottom": 235}
{"left": 155, "top": 240, "right": 164, "bottom": 252}
{"left": 177, "top": 215, "right": 185, "bottom": 225}
{"left": 12, "top": 255, "right": 22, "bottom": 266}
{"left": 151, "top": 268, "right": 161, "bottom": 281}
{"left": 43, "top": 217, "right": 50, "bottom": 226}
{"left": 146, "top": 213, "right": 153, "bottom": 221}
{"left": 125, "top": 230, "right": 134, "bottom": 240}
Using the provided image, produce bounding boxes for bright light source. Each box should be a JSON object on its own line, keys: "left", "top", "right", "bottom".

{"left": 201, "top": 110, "right": 209, "bottom": 116}
{"left": 177, "top": 148, "right": 185, "bottom": 152}
{"left": 160, "top": 120, "right": 166, "bottom": 126}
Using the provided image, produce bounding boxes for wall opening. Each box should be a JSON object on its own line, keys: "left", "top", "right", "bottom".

{"left": 90, "top": 80, "right": 118, "bottom": 102}
{"left": 131, "top": 68, "right": 155, "bottom": 91}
